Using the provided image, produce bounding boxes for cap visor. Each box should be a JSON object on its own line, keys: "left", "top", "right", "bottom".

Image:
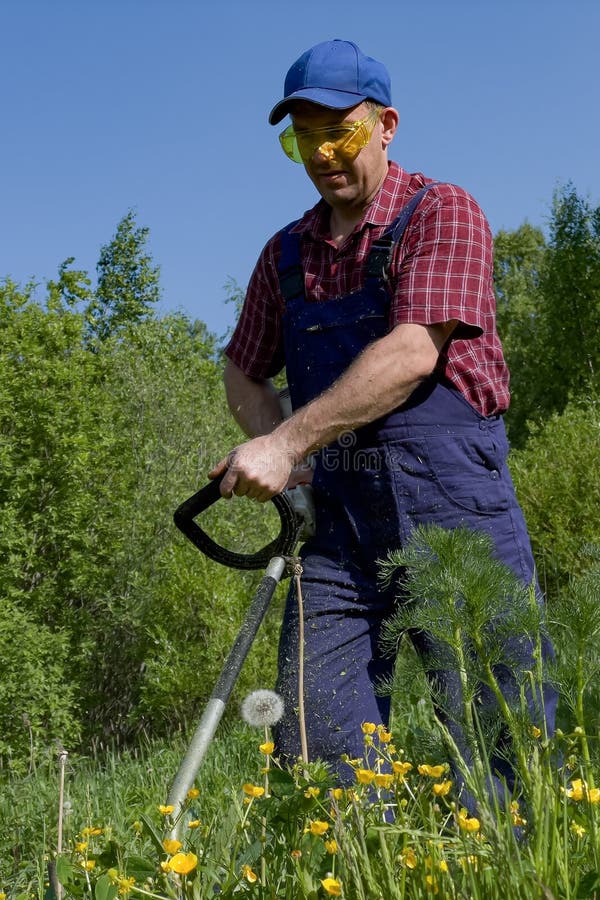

{"left": 269, "top": 88, "right": 367, "bottom": 125}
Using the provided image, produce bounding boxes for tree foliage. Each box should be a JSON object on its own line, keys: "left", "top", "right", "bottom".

{"left": 495, "top": 184, "right": 600, "bottom": 445}
{"left": 0, "top": 220, "right": 284, "bottom": 769}
{"left": 86, "top": 210, "right": 161, "bottom": 341}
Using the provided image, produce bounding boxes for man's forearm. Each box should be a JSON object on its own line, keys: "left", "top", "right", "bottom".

{"left": 276, "top": 321, "right": 455, "bottom": 464}
{"left": 223, "top": 359, "right": 283, "bottom": 438}
{"left": 213, "top": 321, "right": 455, "bottom": 501}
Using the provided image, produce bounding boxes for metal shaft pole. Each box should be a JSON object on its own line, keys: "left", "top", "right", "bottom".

{"left": 166, "top": 555, "right": 287, "bottom": 834}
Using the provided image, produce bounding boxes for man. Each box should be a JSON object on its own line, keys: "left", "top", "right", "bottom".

{"left": 211, "top": 39, "right": 556, "bottom": 800}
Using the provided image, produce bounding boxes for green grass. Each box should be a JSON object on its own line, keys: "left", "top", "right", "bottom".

{"left": 2, "top": 712, "right": 600, "bottom": 899}
{"left": 0, "top": 725, "right": 258, "bottom": 898}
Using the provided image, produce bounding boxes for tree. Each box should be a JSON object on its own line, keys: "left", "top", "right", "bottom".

{"left": 86, "top": 210, "right": 160, "bottom": 341}
{"left": 536, "top": 185, "right": 600, "bottom": 410}
{"left": 494, "top": 185, "right": 600, "bottom": 445}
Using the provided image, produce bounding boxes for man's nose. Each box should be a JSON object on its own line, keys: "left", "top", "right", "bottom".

{"left": 311, "top": 141, "right": 337, "bottom": 164}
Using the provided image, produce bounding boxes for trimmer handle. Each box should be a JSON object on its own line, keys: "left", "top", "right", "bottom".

{"left": 173, "top": 475, "right": 303, "bottom": 570}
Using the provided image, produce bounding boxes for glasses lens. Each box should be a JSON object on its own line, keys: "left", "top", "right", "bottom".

{"left": 279, "top": 109, "right": 380, "bottom": 164}
{"left": 279, "top": 125, "right": 304, "bottom": 163}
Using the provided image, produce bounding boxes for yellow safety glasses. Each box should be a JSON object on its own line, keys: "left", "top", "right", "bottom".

{"left": 279, "top": 107, "right": 381, "bottom": 164}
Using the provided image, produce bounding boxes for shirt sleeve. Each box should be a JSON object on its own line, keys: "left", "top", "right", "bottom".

{"left": 389, "top": 184, "right": 495, "bottom": 340}
{"left": 223, "top": 234, "right": 286, "bottom": 379}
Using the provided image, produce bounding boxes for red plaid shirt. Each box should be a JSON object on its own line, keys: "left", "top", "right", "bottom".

{"left": 225, "top": 161, "right": 509, "bottom": 415}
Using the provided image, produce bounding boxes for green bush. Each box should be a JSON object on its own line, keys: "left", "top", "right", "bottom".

{"left": 0, "top": 600, "right": 79, "bottom": 772}
{"left": 509, "top": 396, "right": 600, "bottom": 594}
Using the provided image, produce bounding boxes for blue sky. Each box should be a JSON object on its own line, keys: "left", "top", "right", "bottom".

{"left": 1, "top": 0, "right": 599, "bottom": 339}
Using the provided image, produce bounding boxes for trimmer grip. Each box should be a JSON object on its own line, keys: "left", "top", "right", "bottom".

{"left": 173, "top": 475, "right": 303, "bottom": 570}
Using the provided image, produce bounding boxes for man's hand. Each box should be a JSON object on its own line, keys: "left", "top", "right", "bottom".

{"left": 209, "top": 433, "right": 296, "bottom": 502}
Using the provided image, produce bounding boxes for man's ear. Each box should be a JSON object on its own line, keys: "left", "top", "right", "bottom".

{"left": 380, "top": 107, "right": 399, "bottom": 147}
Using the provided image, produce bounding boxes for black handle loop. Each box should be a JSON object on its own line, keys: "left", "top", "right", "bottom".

{"left": 173, "top": 475, "right": 303, "bottom": 570}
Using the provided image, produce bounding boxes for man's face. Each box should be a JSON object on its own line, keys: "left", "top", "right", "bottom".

{"left": 289, "top": 101, "right": 394, "bottom": 212}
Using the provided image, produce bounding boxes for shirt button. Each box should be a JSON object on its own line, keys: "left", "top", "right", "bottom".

{"left": 490, "top": 470, "right": 500, "bottom": 480}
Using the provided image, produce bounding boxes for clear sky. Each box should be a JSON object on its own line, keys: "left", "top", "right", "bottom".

{"left": 1, "top": 0, "right": 599, "bottom": 339}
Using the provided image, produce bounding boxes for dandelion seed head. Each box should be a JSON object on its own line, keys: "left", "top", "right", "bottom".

{"left": 241, "top": 690, "right": 284, "bottom": 727}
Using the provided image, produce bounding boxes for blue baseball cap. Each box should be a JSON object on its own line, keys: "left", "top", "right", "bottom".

{"left": 268, "top": 39, "right": 392, "bottom": 125}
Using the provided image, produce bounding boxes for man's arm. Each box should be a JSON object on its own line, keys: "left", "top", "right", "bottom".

{"left": 211, "top": 319, "right": 456, "bottom": 500}
{"left": 223, "top": 360, "right": 282, "bottom": 438}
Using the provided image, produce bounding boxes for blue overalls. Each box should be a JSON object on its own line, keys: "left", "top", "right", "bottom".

{"left": 273, "top": 187, "right": 557, "bottom": 806}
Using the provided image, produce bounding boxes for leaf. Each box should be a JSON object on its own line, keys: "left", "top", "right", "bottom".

{"left": 55, "top": 855, "right": 78, "bottom": 887}
{"left": 95, "top": 874, "right": 118, "bottom": 900}
{"left": 123, "top": 854, "right": 157, "bottom": 880}
{"left": 139, "top": 811, "right": 166, "bottom": 854}
{"left": 96, "top": 840, "right": 120, "bottom": 868}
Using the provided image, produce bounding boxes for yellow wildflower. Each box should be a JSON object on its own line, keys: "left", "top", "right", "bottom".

{"left": 374, "top": 773, "right": 394, "bottom": 789}
{"left": 510, "top": 802, "right": 527, "bottom": 827}
{"left": 81, "top": 826, "right": 103, "bottom": 837}
{"left": 186, "top": 787, "right": 200, "bottom": 799}
{"left": 564, "top": 779, "right": 585, "bottom": 801}
{"left": 75, "top": 841, "right": 88, "bottom": 853}
{"left": 325, "top": 838, "right": 338, "bottom": 854}
{"left": 418, "top": 764, "right": 446, "bottom": 778}
{"left": 304, "top": 786, "right": 321, "bottom": 798}
{"left": 0, "top": 893, "right": 6, "bottom": 900}
{"left": 259, "top": 741, "right": 275, "bottom": 755}
{"left": 361, "top": 722, "right": 377, "bottom": 734}
{"left": 330, "top": 788, "right": 344, "bottom": 800}
{"left": 307, "top": 820, "right": 329, "bottom": 835}
{"left": 425, "top": 874, "right": 439, "bottom": 893}
{"left": 589, "top": 788, "right": 600, "bottom": 804}
{"left": 438, "top": 859, "right": 449, "bottom": 873}
{"left": 321, "top": 876, "right": 342, "bottom": 896}
{"left": 83, "top": 860, "right": 96, "bottom": 871}
{"left": 188, "top": 819, "right": 201, "bottom": 829}
{"left": 392, "top": 761, "right": 413, "bottom": 777}
{"left": 241, "top": 864, "right": 257, "bottom": 883}
{"left": 432, "top": 780, "right": 452, "bottom": 797}
{"left": 531, "top": 725, "right": 542, "bottom": 739}
{"left": 167, "top": 852, "right": 198, "bottom": 875}
{"left": 377, "top": 725, "right": 393, "bottom": 742}
{"left": 457, "top": 809, "right": 481, "bottom": 833}
{"left": 117, "top": 876, "right": 135, "bottom": 896}
{"left": 401, "top": 847, "right": 418, "bottom": 869}
{"left": 356, "top": 768, "right": 376, "bottom": 784}
{"left": 242, "top": 783, "right": 265, "bottom": 798}
{"left": 570, "top": 822, "right": 586, "bottom": 838}
{"left": 132, "top": 821, "right": 142, "bottom": 834}
{"left": 160, "top": 861, "right": 170, "bottom": 872}
{"left": 162, "top": 838, "right": 182, "bottom": 855}
{"left": 158, "top": 805, "right": 175, "bottom": 815}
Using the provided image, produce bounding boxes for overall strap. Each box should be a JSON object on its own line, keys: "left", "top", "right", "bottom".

{"left": 277, "top": 220, "right": 305, "bottom": 303}
{"left": 366, "top": 182, "right": 441, "bottom": 281}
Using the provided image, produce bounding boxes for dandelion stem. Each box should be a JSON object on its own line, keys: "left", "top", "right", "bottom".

{"left": 56, "top": 749, "right": 68, "bottom": 900}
